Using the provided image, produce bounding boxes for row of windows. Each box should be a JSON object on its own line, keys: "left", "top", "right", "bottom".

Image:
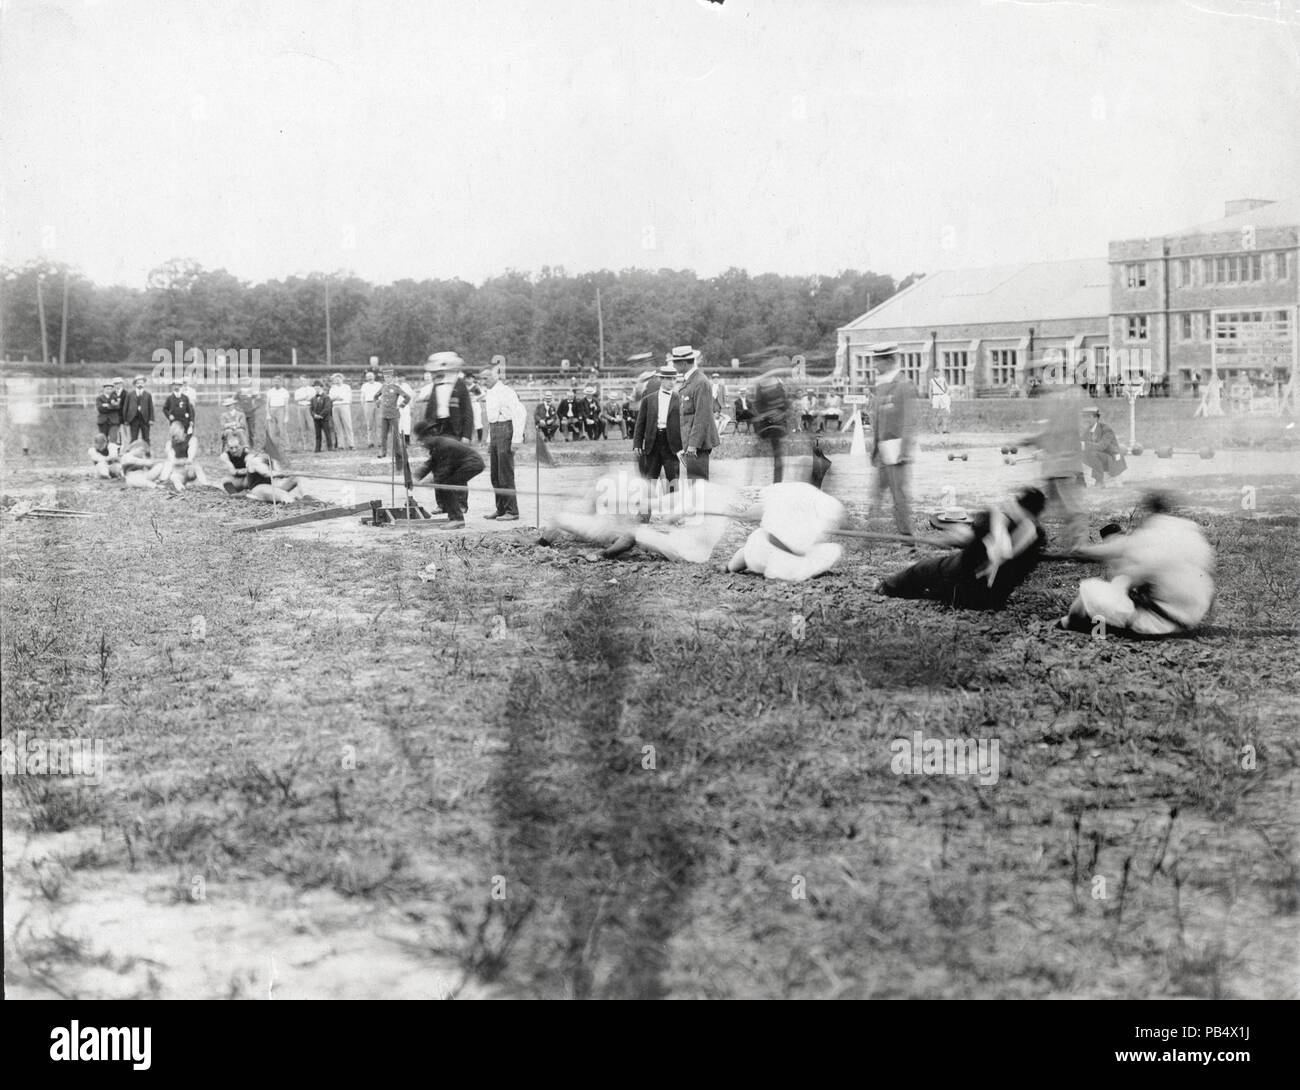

{"left": 1127, "top": 251, "right": 1294, "bottom": 290}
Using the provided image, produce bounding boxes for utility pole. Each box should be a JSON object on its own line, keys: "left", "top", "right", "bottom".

{"left": 596, "top": 286, "right": 605, "bottom": 370}
{"left": 324, "top": 278, "right": 333, "bottom": 370}
{"left": 59, "top": 271, "right": 69, "bottom": 368}
{"left": 36, "top": 273, "right": 50, "bottom": 365}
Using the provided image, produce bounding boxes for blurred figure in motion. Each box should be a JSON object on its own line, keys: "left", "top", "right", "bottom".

{"left": 753, "top": 370, "right": 789, "bottom": 483}
{"left": 867, "top": 345, "right": 917, "bottom": 537}
{"left": 1020, "top": 384, "right": 1087, "bottom": 548}
{"left": 89, "top": 433, "right": 123, "bottom": 480}
{"left": 878, "top": 488, "right": 1047, "bottom": 610}
{"left": 726, "top": 478, "right": 845, "bottom": 582}
{"left": 1057, "top": 491, "right": 1215, "bottom": 637}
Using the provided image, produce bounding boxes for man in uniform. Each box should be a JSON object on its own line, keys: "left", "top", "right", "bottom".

{"left": 868, "top": 344, "right": 917, "bottom": 537}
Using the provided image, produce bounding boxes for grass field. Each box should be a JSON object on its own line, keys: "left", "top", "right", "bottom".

{"left": 2, "top": 400, "right": 1297, "bottom": 999}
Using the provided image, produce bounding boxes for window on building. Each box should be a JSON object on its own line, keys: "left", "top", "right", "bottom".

{"left": 1179, "top": 313, "right": 1193, "bottom": 341}
{"left": 853, "top": 354, "right": 877, "bottom": 387}
{"left": 1277, "top": 251, "right": 1291, "bottom": 280}
{"left": 942, "top": 351, "right": 968, "bottom": 386}
{"left": 990, "top": 349, "right": 1017, "bottom": 385}
{"left": 1125, "top": 263, "right": 1148, "bottom": 288}
{"left": 1206, "top": 254, "right": 1265, "bottom": 284}
{"left": 1178, "top": 259, "right": 1192, "bottom": 287}
{"left": 901, "top": 352, "right": 924, "bottom": 388}
{"left": 1127, "top": 315, "right": 1149, "bottom": 341}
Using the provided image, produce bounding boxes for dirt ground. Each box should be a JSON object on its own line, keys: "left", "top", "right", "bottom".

{"left": 2, "top": 423, "right": 1297, "bottom": 999}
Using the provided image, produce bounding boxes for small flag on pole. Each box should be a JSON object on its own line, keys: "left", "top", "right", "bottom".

{"left": 535, "top": 428, "right": 555, "bottom": 468}
{"left": 849, "top": 411, "right": 868, "bottom": 457}
{"left": 264, "top": 432, "right": 289, "bottom": 470}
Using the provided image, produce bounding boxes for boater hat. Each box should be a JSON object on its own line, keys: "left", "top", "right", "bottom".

{"left": 669, "top": 345, "right": 699, "bottom": 365}
{"left": 427, "top": 351, "right": 464, "bottom": 372}
{"left": 657, "top": 362, "right": 679, "bottom": 379}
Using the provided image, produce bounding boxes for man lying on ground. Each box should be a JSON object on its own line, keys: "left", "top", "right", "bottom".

{"left": 220, "top": 434, "right": 306, "bottom": 503}
{"left": 149, "top": 420, "right": 210, "bottom": 492}
{"left": 538, "top": 476, "right": 736, "bottom": 563}
{"left": 89, "top": 434, "right": 124, "bottom": 480}
{"left": 1056, "top": 490, "right": 1215, "bottom": 637}
{"left": 725, "top": 481, "right": 846, "bottom": 582}
{"left": 121, "top": 440, "right": 158, "bottom": 488}
{"left": 412, "top": 420, "right": 486, "bottom": 528}
{"left": 877, "top": 487, "right": 1047, "bottom": 610}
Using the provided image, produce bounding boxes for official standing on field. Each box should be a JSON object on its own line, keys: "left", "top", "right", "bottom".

{"left": 633, "top": 361, "right": 682, "bottom": 519}
{"left": 673, "top": 345, "right": 719, "bottom": 480}
{"left": 479, "top": 368, "right": 526, "bottom": 521}
{"left": 868, "top": 343, "right": 918, "bottom": 536}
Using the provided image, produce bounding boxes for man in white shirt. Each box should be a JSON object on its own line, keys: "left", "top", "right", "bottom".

{"left": 329, "top": 373, "right": 355, "bottom": 450}
{"left": 479, "top": 368, "right": 527, "bottom": 521}
{"left": 265, "top": 375, "right": 291, "bottom": 449}
{"left": 293, "top": 377, "right": 316, "bottom": 450}
{"left": 359, "top": 365, "right": 383, "bottom": 447}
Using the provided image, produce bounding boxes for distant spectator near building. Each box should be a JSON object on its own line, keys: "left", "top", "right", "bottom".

{"left": 733, "top": 389, "right": 755, "bottom": 433}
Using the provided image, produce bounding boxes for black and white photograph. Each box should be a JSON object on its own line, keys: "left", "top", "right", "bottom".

{"left": 1, "top": 0, "right": 1297, "bottom": 1024}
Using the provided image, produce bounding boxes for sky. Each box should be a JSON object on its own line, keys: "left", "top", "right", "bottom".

{"left": 2, "top": 0, "right": 1298, "bottom": 288}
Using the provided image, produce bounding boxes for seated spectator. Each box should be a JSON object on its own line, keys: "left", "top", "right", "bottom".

{"left": 821, "top": 392, "right": 842, "bottom": 432}
{"left": 878, "top": 488, "right": 1047, "bottom": 610}
{"left": 1057, "top": 491, "right": 1215, "bottom": 637}
{"left": 534, "top": 393, "right": 560, "bottom": 441}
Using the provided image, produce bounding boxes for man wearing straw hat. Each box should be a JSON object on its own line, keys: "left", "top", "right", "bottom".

{"left": 673, "top": 345, "right": 719, "bottom": 480}
{"left": 633, "top": 360, "right": 682, "bottom": 521}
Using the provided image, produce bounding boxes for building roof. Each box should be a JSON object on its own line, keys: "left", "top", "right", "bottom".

{"left": 1165, "top": 195, "right": 1300, "bottom": 238}
{"left": 841, "top": 257, "right": 1110, "bottom": 332}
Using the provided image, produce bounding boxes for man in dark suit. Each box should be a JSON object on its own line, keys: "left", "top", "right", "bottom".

{"left": 162, "top": 380, "right": 196, "bottom": 437}
{"left": 95, "top": 382, "right": 123, "bottom": 443}
{"left": 672, "top": 345, "right": 719, "bottom": 480}
{"left": 556, "top": 387, "right": 583, "bottom": 441}
{"left": 633, "top": 362, "right": 682, "bottom": 521}
{"left": 413, "top": 420, "right": 485, "bottom": 527}
{"left": 733, "top": 391, "right": 755, "bottom": 433}
{"left": 422, "top": 353, "right": 474, "bottom": 442}
{"left": 122, "top": 375, "right": 155, "bottom": 449}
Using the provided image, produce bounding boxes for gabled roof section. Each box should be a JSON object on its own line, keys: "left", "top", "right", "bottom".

{"left": 840, "top": 258, "right": 1110, "bottom": 332}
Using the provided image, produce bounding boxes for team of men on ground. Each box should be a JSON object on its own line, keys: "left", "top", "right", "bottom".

{"left": 87, "top": 343, "right": 1216, "bottom": 639}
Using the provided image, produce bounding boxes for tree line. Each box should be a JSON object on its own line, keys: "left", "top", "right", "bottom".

{"left": 0, "top": 260, "right": 919, "bottom": 372}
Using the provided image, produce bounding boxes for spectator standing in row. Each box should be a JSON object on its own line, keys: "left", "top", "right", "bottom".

{"left": 265, "top": 375, "right": 291, "bottom": 449}
{"left": 293, "top": 376, "right": 316, "bottom": 447}
{"left": 310, "top": 380, "right": 335, "bottom": 452}
{"left": 163, "top": 380, "right": 195, "bottom": 437}
{"left": 330, "top": 372, "right": 356, "bottom": 449}
{"left": 375, "top": 368, "right": 410, "bottom": 461}
{"left": 96, "top": 382, "right": 123, "bottom": 444}
{"left": 360, "top": 367, "right": 382, "bottom": 447}
{"left": 122, "top": 375, "right": 154, "bottom": 449}
{"left": 479, "top": 367, "right": 526, "bottom": 521}
{"left": 234, "top": 382, "right": 261, "bottom": 448}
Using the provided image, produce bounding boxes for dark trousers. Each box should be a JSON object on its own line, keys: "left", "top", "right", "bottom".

{"left": 127, "top": 421, "right": 150, "bottom": 445}
{"left": 98, "top": 421, "right": 121, "bottom": 444}
{"left": 379, "top": 417, "right": 400, "bottom": 459}
{"left": 872, "top": 462, "right": 913, "bottom": 535}
{"left": 880, "top": 549, "right": 1039, "bottom": 611}
{"left": 681, "top": 449, "right": 710, "bottom": 481}
{"left": 759, "top": 426, "right": 785, "bottom": 483}
{"left": 640, "top": 430, "right": 680, "bottom": 518}
{"left": 434, "top": 466, "right": 478, "bottom": 522}
{"left": 489, "top": 421, "right": 518, "bottom": 516}
{"left": 313, "top": 417, "right": 335, "bottom": 451}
